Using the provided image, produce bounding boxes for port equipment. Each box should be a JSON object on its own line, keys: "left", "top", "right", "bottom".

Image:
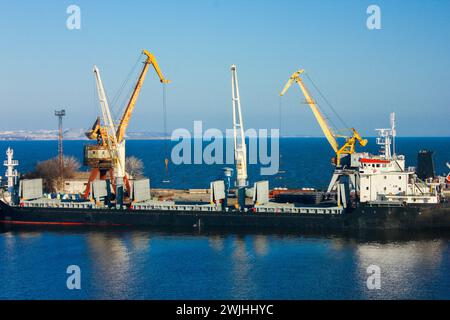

{"left": 446, "top": 163, "right": 450, "bottom": 184}
{"left": 84, "top": 50, "right": 170, "bottom": 203}
{"left": 222, "top": 167, "right": 234, "bottom": 208}
{"left": 280, "top": 69, "right": 367, "bottom": 167}
{"left": 231, "top": 65, "right": 248, "bottom": 209}
{"left": 54, "top": 109, "right": 66, "bottom": 188}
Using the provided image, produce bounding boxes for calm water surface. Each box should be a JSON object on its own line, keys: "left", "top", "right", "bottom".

{"left": 1, "top": 228, "right": 449, "bottom": 299}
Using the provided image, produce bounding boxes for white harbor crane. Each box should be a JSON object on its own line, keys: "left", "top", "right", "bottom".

{"left": 92, "top": 66, "right": 125, "bottom": 180}
{"left": 231, "top": 65, "right": 248, "bottom": 208}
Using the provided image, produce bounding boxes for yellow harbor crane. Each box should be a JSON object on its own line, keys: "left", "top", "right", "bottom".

{"left": 84, "top": 50, "right": 170, "bottom": 200}
{"left": 280, "top": 69, "right": 367, "bottom": 167}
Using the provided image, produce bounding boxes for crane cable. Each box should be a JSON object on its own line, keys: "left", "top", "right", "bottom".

{"left": 279, "top": 95, "right": 282, "bottom": 137}
{"left": 163, "top": 82, "right": 170, "bottom": 179}
{"left": 277, "top": 95, "right": 285, "bottom": 178}
{"left": 304, "top": 72, "right": 350, "bottom": 133}
{"left": 111, "top": 53, "right": 143, "bottom": 125}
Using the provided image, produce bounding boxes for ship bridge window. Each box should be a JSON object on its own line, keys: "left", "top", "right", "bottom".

{"left": 376, "top": 164, "right": 380, "bottom": 168}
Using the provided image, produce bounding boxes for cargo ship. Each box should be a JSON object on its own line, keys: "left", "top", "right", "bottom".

{"left": 0, "top": 57, "right": 449, "bottom": 231}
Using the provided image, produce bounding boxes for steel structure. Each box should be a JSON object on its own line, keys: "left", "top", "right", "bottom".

{"left": 280, "top": 69, "right": 367, "bottom": 166}
{"left": 84, "top": 50, "right": 169, "bottom": 202}
{"left": 230, "top": 65, "right": 248, "bottom": 209}
{"left": 54, "top": 109, "right": 65, "bottom": 187}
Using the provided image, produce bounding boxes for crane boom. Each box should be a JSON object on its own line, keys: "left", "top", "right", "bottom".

{"left": 280, "top": 69, "right": 367, "bottom": 166}
{"left": 92, "top": 66, "right": 125, "bottom": 176}
{"left": 83, "top": 50, "right": 169, "bottom": 202}
{"left": 231, "top": 65, "right": 248, "bottom": 188}
{"left": 280, "top": 69, "right": 339, "bottom": 153}
{"left": 116, "top": 50, "right": 170, "bottom": 143}
{"left": 93, "top": 66, "right": 119, "bottom": 148}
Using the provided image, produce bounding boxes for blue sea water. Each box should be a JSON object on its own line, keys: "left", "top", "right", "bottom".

{"left": 0, "top": 137, "right": 449, "bottom": 189}
{"left": 0, "top": 138, "right": 449, "bottom": 299}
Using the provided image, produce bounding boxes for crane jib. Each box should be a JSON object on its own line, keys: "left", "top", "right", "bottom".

{"left": 279, "top": 69, "right": 367, "bottom": 166}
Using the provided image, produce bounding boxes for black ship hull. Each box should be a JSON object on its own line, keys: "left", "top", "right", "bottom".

{"left": 1, "top": 200, "right": 450, "bottom": 231}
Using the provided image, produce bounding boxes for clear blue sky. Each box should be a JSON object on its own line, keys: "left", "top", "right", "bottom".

{"left": 0, "top": 0, "right": 449, "bottom": 136}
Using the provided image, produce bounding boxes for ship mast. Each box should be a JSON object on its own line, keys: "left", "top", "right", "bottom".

{"left": 375, "top": 112, "right": 396, "bottom": 160}
{"left": 391, "top": 112, "right": 396, "bottom": 157}
{"left": 4, "top": 147, "right": 19, "bottom": 193}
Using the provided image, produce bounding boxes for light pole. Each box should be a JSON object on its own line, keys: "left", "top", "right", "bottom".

{"left": 55, "top": 109, "right": 66, "bottom": 190}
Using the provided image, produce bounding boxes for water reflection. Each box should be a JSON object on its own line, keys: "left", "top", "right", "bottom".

{"left": 1, "top": 227, "right": 449, "bottom": 299}
{"left": 86, "top": 232, "right": 151, "bottom": 299}
{"left": 230, "top": 236, "right": 255, "bottom": 298}
{"left": 253, "top": 235, "right": 269, "bottom": 257}
{"left": 355, "top": 240, "right": 446, "bottom": 299}
{"left": 208, "top": 235, "right": 224, "bottom": 252}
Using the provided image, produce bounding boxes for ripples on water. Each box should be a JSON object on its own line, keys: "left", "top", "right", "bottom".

{"left": 1, "top": 227, "right": 449, "bottom": 300}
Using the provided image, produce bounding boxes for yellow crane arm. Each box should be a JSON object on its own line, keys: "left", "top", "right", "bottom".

{"left": 143, "top": 50, "right": 170, "bottom": 84}
{"left": 350, "top": 128, "right": 368, "bottom": 147}
{"left": 116, "top": 50, "right": 170, "bottom": 143}
{"left": 85, "top": 117, "right": 102, "bottom": 140}
{"left": 280, "top": 69, "right": 339, "bottom": 153}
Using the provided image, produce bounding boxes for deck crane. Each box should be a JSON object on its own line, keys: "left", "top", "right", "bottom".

{"left": 83, "top": 66, "right": 123, "bottom": 200}
{"left": 84, "top": 50, "right": 170, "bottom": 203}
{"left": 280, "top": 69, "right": 368, "bottom": 208}
{"left": 231, "top": 65, "right": 248, "bottom": 209}
{"left": 280, "top": 69, "right": 367, "bottom": 167}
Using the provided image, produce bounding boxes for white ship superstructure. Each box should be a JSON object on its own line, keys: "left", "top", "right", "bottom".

{"left": 358, "top": 113, "right": 438, "bottom": 204}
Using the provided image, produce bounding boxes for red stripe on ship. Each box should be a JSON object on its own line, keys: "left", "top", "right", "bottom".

{"left": 359, "top": 158, "right": 390, "bottom": 164}
{"left": 0, "top": 220, "right": 126, "bottom": 226}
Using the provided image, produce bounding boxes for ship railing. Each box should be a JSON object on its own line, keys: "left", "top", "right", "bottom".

{"left": 22, "top": 202, "right": 94, "bottom": 209}
{"left": 366, "top": 201, "right": 404, "bottom": 208}
{"left": 20, "top": 201, "right": 218, "bottom": 211}
{"left": 133, "top": 203, "right": 220, "bottom": 212}
{"left": 254, "top": 206, "right": 343, "bottom": 215}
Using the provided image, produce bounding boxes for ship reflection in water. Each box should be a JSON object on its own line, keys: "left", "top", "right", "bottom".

{"left": 0, "top": 227, "right": 449, "bottom": 299}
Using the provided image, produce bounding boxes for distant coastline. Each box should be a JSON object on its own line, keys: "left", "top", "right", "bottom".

{"left": 0, "top": 129, "right": 448, "bottom": 140}
{"left": 0, "top": 129, "right": 320, "bottom": 140}
{"left": 0, "top": 129, "right": 170, "bottom": 141}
